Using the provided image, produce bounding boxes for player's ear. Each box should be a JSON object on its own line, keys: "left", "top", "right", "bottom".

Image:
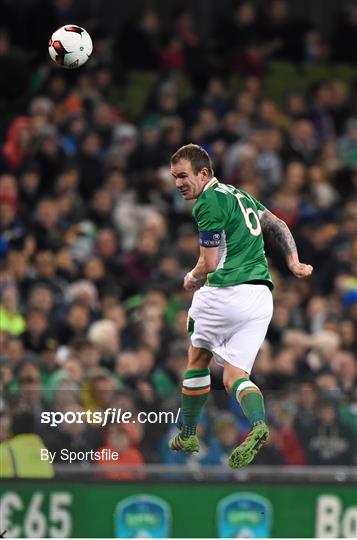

{"left": 200, "top": 167, "right": 209, "bottom": 179}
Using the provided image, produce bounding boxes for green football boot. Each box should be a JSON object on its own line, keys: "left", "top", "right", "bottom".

{"left": 168, "top": 431, "right": 200, "bottom": 453}
{"left": 228, "top": 423, "right": 269, "bottom": 468}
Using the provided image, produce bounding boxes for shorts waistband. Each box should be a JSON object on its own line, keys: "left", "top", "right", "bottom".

{"left": 241, "top": 280, "right": 273, "bottom": 290}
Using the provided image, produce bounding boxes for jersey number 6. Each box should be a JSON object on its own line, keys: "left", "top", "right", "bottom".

{"left": 235, "top": 193, "right": 262, "bottom": 236}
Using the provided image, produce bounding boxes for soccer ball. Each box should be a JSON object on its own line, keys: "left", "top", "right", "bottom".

{"left": 48, "top": 25, "right": 93, "bottom": 69}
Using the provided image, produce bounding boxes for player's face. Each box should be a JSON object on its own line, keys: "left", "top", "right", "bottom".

{"left": 171, "top": 158, "right": 210, "bottom": 200}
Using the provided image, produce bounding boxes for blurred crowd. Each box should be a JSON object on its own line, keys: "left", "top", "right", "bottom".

{"left": 0, "top": 0, "right": 356, "bottom": 477}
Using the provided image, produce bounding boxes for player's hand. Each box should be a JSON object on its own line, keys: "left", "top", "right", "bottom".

{"left": 183, "top": 272, "right": 202, "bottom": 291}
{"left": 289, "top": 261, "right": 313, "bottom": 278}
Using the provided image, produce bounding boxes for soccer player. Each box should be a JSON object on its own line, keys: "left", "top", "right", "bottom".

{"left": 169, "top": 144, "right": 313, "bottom": 467}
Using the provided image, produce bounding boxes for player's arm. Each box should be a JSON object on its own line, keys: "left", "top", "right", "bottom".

{"left": 184, "top": 198, "right": 224, "bottom": 290}
{"left": 184, "top": 228, "right": 222, "bottom": 290}
{"left": 184, "top": 245, "right": 219, "bottom": 290}
{"left": 260, "top": 209, "right": 313, "bottom": 278}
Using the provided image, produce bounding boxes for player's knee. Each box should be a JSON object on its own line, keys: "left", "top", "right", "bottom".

{"left": 223, "top": 367, "right": 249, "bottom": 393}
{"left": 222, "top": 371, "right": 233, "bottom": 392}
{"left": 223, "top": 375, "right": 234, "bottom": 393}
{"left": 187, "top": 356, "right": 209, "bottom": 370}
{"left": 187, "top": 346, "right": 211, "bottom": 370}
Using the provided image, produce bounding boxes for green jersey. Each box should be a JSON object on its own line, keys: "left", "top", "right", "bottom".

{"left": 192, "top": 178, "right": 273, "bottom": 288}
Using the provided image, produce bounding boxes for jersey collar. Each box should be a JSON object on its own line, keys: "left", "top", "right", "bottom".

{"left": 203, "top": 177, "right": 218, "bottom": 192}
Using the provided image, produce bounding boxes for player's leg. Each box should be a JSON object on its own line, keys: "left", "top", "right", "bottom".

{"left": 223, "top": 363, "right": 266, "bottom": 426}
{"left": 223, "top": 363, "right": 269, "bottom": 468}
{"left": 169, "top": 345, "right": 212, "bottom": 452}
{"left": 214, "top": 284, "right": 273, "bottom": 467}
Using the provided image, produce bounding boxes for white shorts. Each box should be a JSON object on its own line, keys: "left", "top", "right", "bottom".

{"left": 188, "top": 284, "right": 273, "bottom": 374}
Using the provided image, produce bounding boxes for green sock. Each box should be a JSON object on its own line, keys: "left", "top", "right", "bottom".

{"left": 181, "top": 368, "right": 211, "bottom": 438}
{"left": 231, "top": 377, "right": 265, "bottom": 426}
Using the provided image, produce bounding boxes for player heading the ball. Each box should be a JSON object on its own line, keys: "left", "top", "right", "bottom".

{"left": 169, "top": 143, "right": 313, "bottom": 468}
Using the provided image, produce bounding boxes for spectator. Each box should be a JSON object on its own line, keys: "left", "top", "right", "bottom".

{"left": 81, "top": 370, "right": 118, "bottom": 412}
{"left": 96, "top": 423, "right": 145, "bottom": 480}
{"left": 303, "top": 400, "right": 354, "bottom": 465}
{"left": 31, "top": 198, "right": 63, "bottom": 251}
{"left": 22, "top": 308, "right": 57, "bottom": 353}
{"left": 0, "top": 411, "right": 54, "bottom": 478}
{"left": 42, "top": 404, "right": 97, "bottom": 462}
{"left": 57, "top": 303, "right": 91, "bottom": 345}
{"left": 115, "top": 10, "right": 161, "bottom": 72}
{"left": 0, "top": 286, "right": 26, "bottom": 336}
{"left": 88, "top": 320, "right": 119, "bottom": 370}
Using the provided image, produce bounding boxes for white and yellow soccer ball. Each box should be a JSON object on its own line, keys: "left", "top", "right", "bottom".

{"left": 48, "top": 25, "right": 93, "bottom": 69}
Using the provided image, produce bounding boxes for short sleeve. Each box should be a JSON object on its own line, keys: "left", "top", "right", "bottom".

{"left": 194, "top": 200, "right": 226, "bottom": 232}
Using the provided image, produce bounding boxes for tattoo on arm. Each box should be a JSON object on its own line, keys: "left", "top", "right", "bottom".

{"left": 260, "top": 209, "right": 298, "bottom": 260}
